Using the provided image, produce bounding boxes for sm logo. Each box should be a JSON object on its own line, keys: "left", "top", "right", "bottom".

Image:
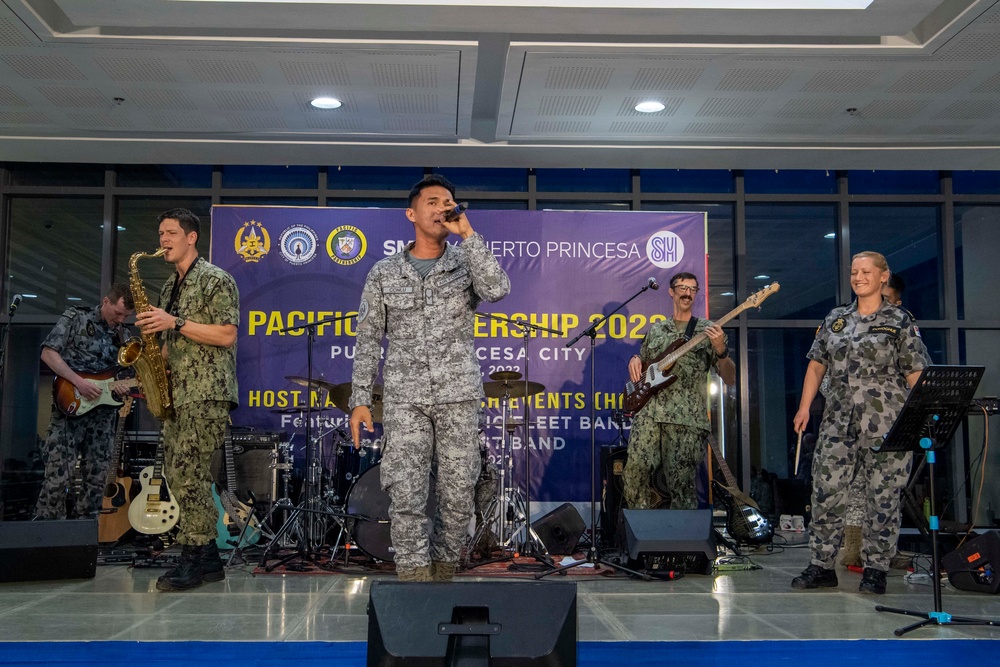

{"left": 646, "top": 231, "right": 685, "bottom": 269}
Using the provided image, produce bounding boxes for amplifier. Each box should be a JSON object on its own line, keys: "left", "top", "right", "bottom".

{"left": 230, "top": 429, "right": 284, "bottom": 448}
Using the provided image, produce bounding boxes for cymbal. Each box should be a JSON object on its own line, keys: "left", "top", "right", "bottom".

{"left": 329, "top": 381, "right": 384, "bottom": 422}
{"left": 489, "top": 370, "right": 522, "bottom": 382}
{"left": 285, "top": 375, "right": 337, "bottom": 392}
{"left": 483, "top": 380, "right": 544, "bottom": 400}
{"left": 270, "top": 405, "right": 318, "bottom": 414}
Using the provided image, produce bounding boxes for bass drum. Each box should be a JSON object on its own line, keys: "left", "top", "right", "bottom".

{"left": 345, "top": 462, "right": 436, "bottom": 562}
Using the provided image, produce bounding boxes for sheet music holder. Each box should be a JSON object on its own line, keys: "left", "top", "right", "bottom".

{"left": 872, "top": 365, "right": 999, "bottom": 636}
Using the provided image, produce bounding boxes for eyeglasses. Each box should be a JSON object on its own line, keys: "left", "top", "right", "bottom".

{"left": 670, "top": 285, "right": 699, "bottom": 294}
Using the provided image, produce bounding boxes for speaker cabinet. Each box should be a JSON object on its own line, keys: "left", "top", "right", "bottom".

{"left": 0, "top": 519, "right": 98, "bottom": 582}
{"left": 621, "top": 508, "right": 716, "bottom": 575}
{"left": 210, "top": 444, "right": 276, "bottom": 505}
{"left": 534, "top": 503, "right": 586, "bottom": 555}
{"left": 943, "top": 531, "right": 1000, "bottom": 594}
{"left": 368, "top": 581, "right": 577, "bottom": 666}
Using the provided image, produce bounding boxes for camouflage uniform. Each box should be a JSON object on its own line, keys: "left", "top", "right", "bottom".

{"left": 35, "top": 305, "right": 125, "bottom": 519}
{"left": 350, "top": 234, "right": 510, "bottom": 569}
{"left": 806, "top": 299, "right": 928, "bottom": 572}
{"left": 623, "top": 318, "right": 723, "bottom": 510}
{"left": 159, "top": 257, "right": 240, "bottom": 545}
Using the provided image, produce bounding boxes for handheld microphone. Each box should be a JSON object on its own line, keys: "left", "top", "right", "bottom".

{"left": 647, "top": 278, "right": 659, "bottom": 291}
{"left": 8, "top": 294, "right": 22, "bottom": 317}
{"left": 444, "top": 202, "right": 469, "bottom": 222}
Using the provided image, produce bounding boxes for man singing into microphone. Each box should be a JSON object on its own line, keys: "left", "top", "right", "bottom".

{"left": 349, "top": 175, "right": 510, "bottom": 582}
{"left": 623, "top": 272, "right": 735, "bottom": 509}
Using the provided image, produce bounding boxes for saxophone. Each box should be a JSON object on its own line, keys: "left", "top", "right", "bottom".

{"left": 118, "top": 248, "right": 174, "bottom": 420}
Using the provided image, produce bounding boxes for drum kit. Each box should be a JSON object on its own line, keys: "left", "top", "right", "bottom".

{"left": 256, "top": 375, "right": 392, "bottom": 568}
{"left": 254, "top": 369, "right": 548, "bottom": 570}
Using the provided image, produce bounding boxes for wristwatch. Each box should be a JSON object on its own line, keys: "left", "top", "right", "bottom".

{"left": 174, "top": 317, "right": 186, "bottom": 331}
{"left": 715, "top": 347, "right": 729, "bottom": 359}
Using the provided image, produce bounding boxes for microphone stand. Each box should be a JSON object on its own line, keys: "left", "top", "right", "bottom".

{"left": 475, "top": 312, "right": 561, "bottom": 571}
{"left": 537, "top": 281, "right": 656, "bottom": 580}
{"left": 258, "top": 313, "right": 355, "bottom": 571}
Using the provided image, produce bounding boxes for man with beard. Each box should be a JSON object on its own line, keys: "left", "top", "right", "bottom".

{"left": 622, "top": 272, "right": 736, "bottom": 509}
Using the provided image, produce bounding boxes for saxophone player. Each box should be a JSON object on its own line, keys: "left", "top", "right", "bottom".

{"left": 135, "top": 208, "right": 239, "bottom": 592}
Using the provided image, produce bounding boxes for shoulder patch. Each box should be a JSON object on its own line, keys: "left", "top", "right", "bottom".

{"left": 831, "top": 317, "right": 847, "bottom": 333}
{"left": 870, "top": 325, "right": 900, "bottom": 337}
{"left": 86, "top": 321, "right": 96, "bottom": 337}
{"left": 357, "top": 297, "right": 370, "bottom": 325}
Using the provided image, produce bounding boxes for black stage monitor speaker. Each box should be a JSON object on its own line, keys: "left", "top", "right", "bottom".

{"left": 368, "top": 580, "right": 577, "bottom": 667}
{"left": 621, "top": 508, "right": 717, "bottom": 575}
{"left": 0, "top": 519, "right": 98, "bottom": 582}
{"left": 943, "top": 531, "right": 1000, "bottom": 594}
{"left": 534, "top": 503, "right": 586, "bottom": 555}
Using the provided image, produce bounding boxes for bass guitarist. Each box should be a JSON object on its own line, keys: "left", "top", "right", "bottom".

{"left": 35, "top": 283, "right": 134, "bottom": 520}
{"left": 623, "top": 272, "right": 735, "bottom": 510}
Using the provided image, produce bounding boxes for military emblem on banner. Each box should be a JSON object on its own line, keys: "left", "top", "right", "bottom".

{"left": 279, "top": 225, "right": 318, "bottom": 266}
{"left": 327, "top": 225, "right": 367, "bottom": 266}
{"left": 234, "top": 220, "right": 271, "bottom": 263}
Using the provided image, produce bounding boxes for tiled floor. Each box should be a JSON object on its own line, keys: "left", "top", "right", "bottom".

{"left": 2, "top": 544, "right": 999, "bottom": 643}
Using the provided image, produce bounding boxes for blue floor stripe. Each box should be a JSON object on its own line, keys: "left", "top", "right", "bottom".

{"left": 0, "top": 639, "right": 997, "bottom": 666}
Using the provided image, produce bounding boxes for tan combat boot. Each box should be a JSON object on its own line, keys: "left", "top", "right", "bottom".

{"left": 397, "top": 564, "right": 433, "bottom": 582}
{"left": 431, "top": 561, "right": 458, "bottom": 581}
{"left": 840, "top": 524, "right": 862, "bottom": 568}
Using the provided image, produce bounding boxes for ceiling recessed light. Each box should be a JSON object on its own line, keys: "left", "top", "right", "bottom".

{"left": 721, "top": 291, "right": 735, "bottom": 296}
{"left": 22, "top": 293, "right": 38, "bottom": 298}
{"left": 67, "top": 297, "right": 82, "bottom": 301}
{"left": 117, "top": 226, "right": 126, "bottom": 231}
{"left": 310, "top": 97, "right": 342, "bottom": 109}
{"left": 635, "top": 101, "right": 666, "bottom": 113}
{"left": 754, "top": 274, "right": 770, "bottom": 280}
{"left": 824, "top": 232, "right": 836, "bottom": 239}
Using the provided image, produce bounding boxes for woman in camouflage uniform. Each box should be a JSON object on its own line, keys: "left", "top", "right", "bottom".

{"left": 791, "top": 251, "right": 928, "bottom": 595}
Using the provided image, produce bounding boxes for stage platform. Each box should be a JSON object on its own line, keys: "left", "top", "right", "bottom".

{"left": 1, "top": 545, "right": 997, "bottom": 666}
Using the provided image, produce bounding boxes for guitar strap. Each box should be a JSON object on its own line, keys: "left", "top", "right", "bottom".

{"left": 683, "top": 317, "right": 698, "bottom": 341}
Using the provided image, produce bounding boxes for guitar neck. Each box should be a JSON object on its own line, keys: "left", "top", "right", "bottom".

{"left": 224, "top": 431, "right": 238, "bottom": 494}
{"left": 710, "top": 438, "right": 740, "bottom": 489}
{"left": 152, "top": 434, "right": 166, "bottom": 484}
{"left": 105, "top": 398, "right": 133, "bottom": 486}
{"left": 656, "top": 305, "right": 746, "bottom": 373}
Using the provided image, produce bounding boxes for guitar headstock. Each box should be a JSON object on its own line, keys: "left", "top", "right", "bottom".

{"left": 118, "top": 395, "right": 135, "bottom": 418}
{"left": 744, "top": 282, "right": 780, "bottom": 310}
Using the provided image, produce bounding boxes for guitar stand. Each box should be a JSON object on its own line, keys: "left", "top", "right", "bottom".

{"left": 871, "top": 366, "right": 1000, "bottom": 636}
{"left": 225, "top": 494, "right": 262, "bottom": 569}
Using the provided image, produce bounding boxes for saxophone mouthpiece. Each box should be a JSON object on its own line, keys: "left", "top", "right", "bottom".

{"left": 152, "top": 247, "right": 167, "bottom": 258}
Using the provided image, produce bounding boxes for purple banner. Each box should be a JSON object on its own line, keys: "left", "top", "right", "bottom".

{"left": 210, "top": 206, "right": 707, "bottom": 503}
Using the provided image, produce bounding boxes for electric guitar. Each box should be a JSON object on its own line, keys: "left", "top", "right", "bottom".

{"left": 623, "top": 283, "right": 780, "bottom": 413}
{"left": 709, "top": 439, "right": 773, "bottom": 546}
{"left": 98, "top": 396, "right": 139, "bottom": 543}
{"left": 211, "top": 431, "right": 262, "bottom": 550}
{"left": 53, "top": 368, "right": 138, "bottom": 417}
{"left": 129, "top": 436, "right": 180, "bottom": 534}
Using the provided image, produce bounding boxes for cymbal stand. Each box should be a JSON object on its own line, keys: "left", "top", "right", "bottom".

{"left": 537, "top": 282, "right": 656, "bottom": 580}
{"left": 258, "top": 313, "right": 355, "bottom": 570}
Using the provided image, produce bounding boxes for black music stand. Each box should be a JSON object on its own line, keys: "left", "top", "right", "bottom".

{"left": 873, "top": 365, "right": 1000, "bottom": 635}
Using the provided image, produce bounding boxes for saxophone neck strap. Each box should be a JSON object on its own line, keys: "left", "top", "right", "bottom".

{"left": 165, "top": 255, "right": 201, "bottom": 316}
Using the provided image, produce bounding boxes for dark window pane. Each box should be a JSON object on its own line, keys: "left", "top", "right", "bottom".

{"left": 643, "top": 202, "right": 734, "bottom": 319}
{"left": 9, "top": 163, "right": 104, "bottom": 187}
{"left": 918, "top": 329, "right": 946, "bottom": 365}
{"left": 955, "top": 205, "right": 1000, "bottom": 320}
{"left": 747, "top": 328, "right": 816, "bottom": 479}
{"left": 7, "top": 198, "right": 104, "bottom": 315}
{"left": 219, "top": 197, "right": 318, "bottom": 207}
{"left": 117, "top": 198, "right": 212, "bottom": 290}
{"left": 952, "top": 171, "right": 1000, "bottom": 195}
{"left": 117, "top": 165, "right": 213, "bottom": 188}
{"left": 849, "top": 204, "right": 941, "bottom": 320}
{"left": 221, "top": 165, "right": 318, "bottom": 189}
{"left": 848, "top": 170, "right": 940, "bottom": 195}
{"left": 536, "top": 201, "right": 631, "bottom": 211}
{"left": 328, "top": 166, "right": 425, "bottom": 190}
{"left": 746, "top": 204, "right": 837, "bottom": 320}
{"left": 327, "top": 199, "right": 399, "bottom": 209}
{"left": 640, "top": 169, "right": 733, "bottom": 194}
{"left": 744, "top": 169, "right": 836, "bottom": 195}
{"left": 535, "top": 169, "right": 631, "bottom": 193}
{"left": 958, "top": 330, "right": 998, "bottom": 525}
{"left": 434, "top": 168, "right": 527, "bottom": 192}
{"left": 466, "top": 199, "right": 528, "bottom": 210}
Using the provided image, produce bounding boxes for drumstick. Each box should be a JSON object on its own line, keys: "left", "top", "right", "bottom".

{"left": 793, "top": 431, "right": 803, "bottom": 476}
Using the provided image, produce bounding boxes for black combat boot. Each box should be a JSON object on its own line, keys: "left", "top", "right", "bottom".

{"left": 201, "top": 541, "right": 226, "bottom": 583}
{"left": 791, "top": 563, "right": 838, "bottom": 589}
{"left": 156, "top": 544, "right": 205, "bottom": 591}
{"left": 859, "top": 567, "right": 887, "bottom": 595}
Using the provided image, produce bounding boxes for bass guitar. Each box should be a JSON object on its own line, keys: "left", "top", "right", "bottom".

{"left": 129, "top": 436, "right": 180, "bottom": 534}
{"left": 709, "top": 438, "right": 773, "bottom": 546}
{"left": 53, "top": 369, "right": 138, "bottom": 417}
{"left": 98, "top": 396, "right": 138, "bottom": 543}
{"left": 623, "top": 283, "right": 780, "bottom": 413}
{"left": 212, "top": 430, "right": 262, "bottom": 550}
